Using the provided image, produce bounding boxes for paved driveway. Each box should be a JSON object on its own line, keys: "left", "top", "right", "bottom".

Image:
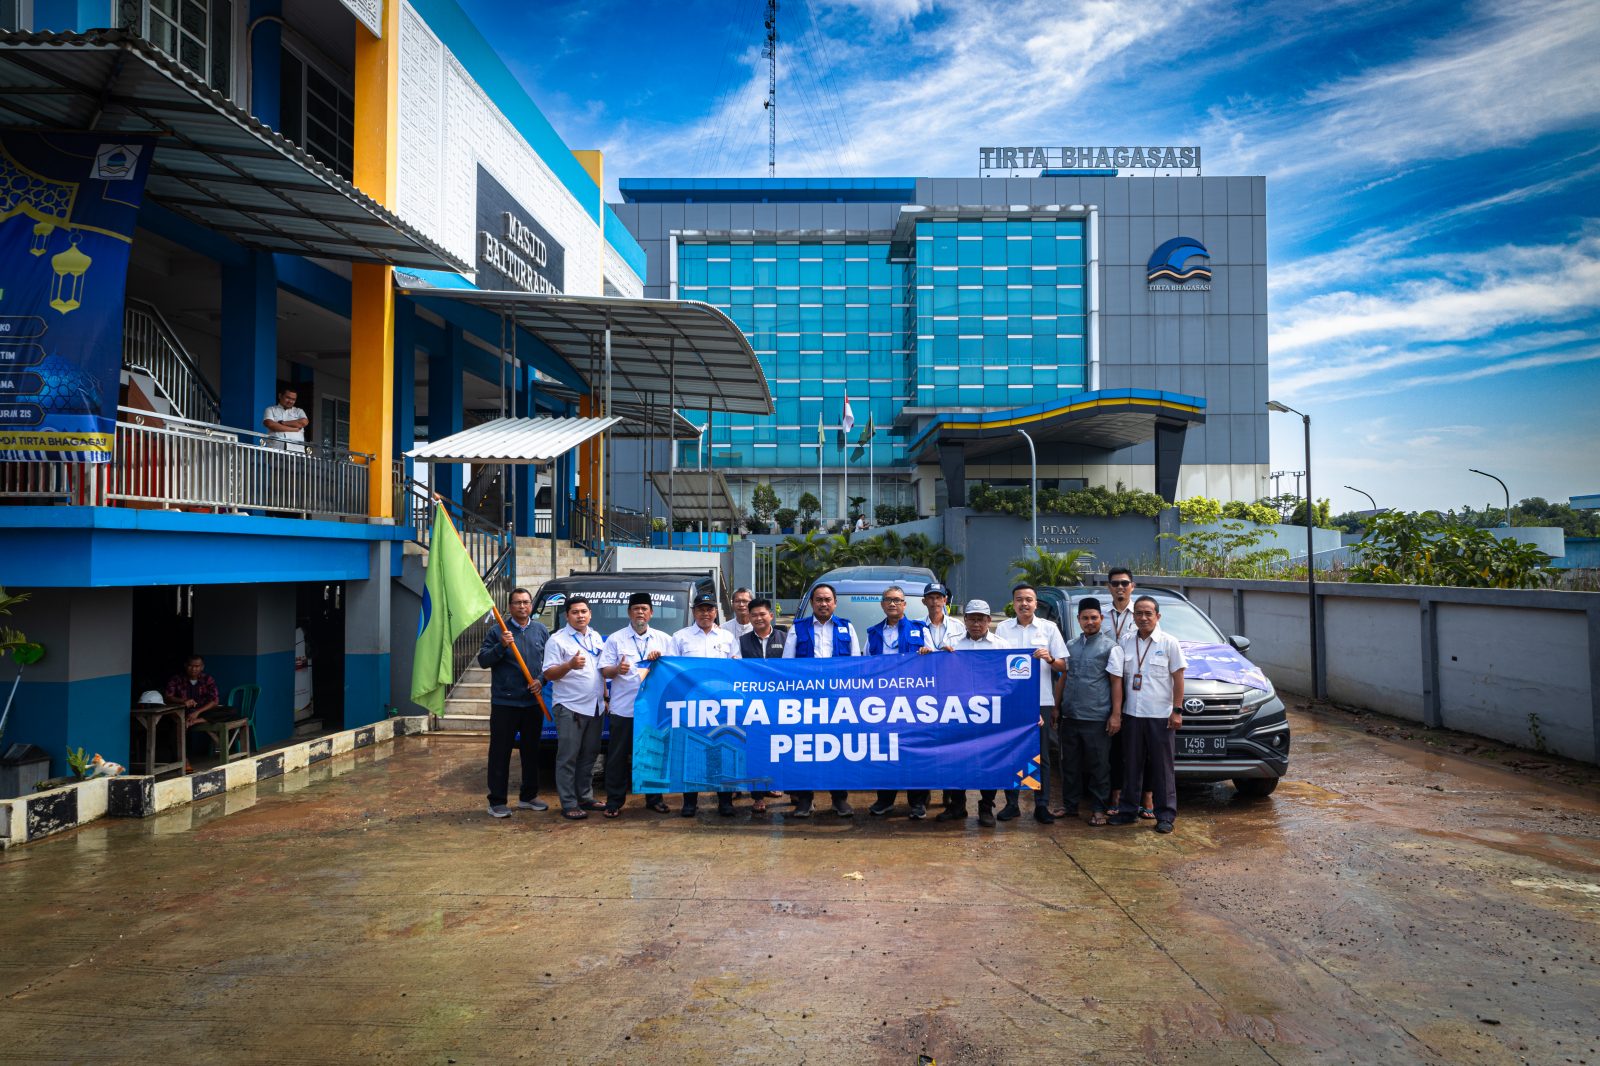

{"left": 2, "top": 708, "right": 1597, "bottom": 1065}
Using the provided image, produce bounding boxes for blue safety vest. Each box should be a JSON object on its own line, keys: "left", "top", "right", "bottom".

{"left": 793, "top": 616, "right": 854, "bottom": 657}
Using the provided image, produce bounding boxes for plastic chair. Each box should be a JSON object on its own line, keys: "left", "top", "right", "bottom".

{"left": 226, "top": 683, "right": 261, "bottom": 753}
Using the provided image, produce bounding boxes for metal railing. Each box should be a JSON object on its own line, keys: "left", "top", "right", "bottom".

{"left": 454, "top": 547, "right": 517, "bottom": 686}
{"left": 123, "top": 300, "right": 222, "bottom": 424}
{"left": 1, "top": 408, "right": 371, "bottom": 516}
{"left": 571, "top": 499, "right": 649, "bottom": 554}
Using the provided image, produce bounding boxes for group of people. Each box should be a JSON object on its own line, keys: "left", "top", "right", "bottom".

{"left": 478, "top": 567, "right": 1187, "bottom": 834}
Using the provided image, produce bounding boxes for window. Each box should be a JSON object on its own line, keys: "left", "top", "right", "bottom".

{"left": 319, "top": 396, "right": 350, "bottom": 453}
{"left": 135, "top": 0, "right": 234, "bottom": 94}
{"left": 279, "top": 46, "right": 355, "bottom": 179}
{"left": 0, "top": 1, "right": 29, "bottom": 31}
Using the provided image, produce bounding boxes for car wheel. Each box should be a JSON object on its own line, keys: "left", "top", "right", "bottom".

{"left": 1233, "top": 777, "right": 1278, "bottom": 799}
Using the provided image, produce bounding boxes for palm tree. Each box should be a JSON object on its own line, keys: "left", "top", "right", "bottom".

{"left": 1010, "top": 546, "right": 1094, "bottom": 588}
{"left": 924, "top": 543, "right": 963, "bottom": 585}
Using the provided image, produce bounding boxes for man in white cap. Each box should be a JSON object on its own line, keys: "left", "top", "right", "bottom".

{"left": 938, "top": 599, "right": 1005, "bottom": 827}
{"left": 598, "top": 592, "right": 672, "bottom": 818}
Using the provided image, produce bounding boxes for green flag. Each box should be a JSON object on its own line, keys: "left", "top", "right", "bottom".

{"left": 410, "top": 503, "right": 496, "bottom": 715}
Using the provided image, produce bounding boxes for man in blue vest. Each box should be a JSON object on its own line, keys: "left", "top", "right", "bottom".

{"left": 866, "top": 585, "right": 935, "bottom": 819}
{"left": 781, "top": 582, "right": 861, "bottom": 819}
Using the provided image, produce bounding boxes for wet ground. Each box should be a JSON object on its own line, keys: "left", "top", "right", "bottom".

{"left": 2, "top": 706, "right": 1597, "bottom": 1066}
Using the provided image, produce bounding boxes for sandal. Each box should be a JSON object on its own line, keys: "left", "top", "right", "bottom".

{"left": 646, "top": 800, "right": 671, "bottom": 813}
{"left": 752, "top": 801, "right": 768, "bottom": 814}
{"left": 1088, "top": 811, "right": 1109, "bottom": 826}
{"left": 562, "top": 808, "right": 588, "bottom": 820}
{"left": 603, "top": 808, "right": 621, "bottom": 819}
{"left": 1138, "top": 806, "right": 1156, "bottom": 820}
{"left": 580, "top": 800, "right": 606, "bottom": 811}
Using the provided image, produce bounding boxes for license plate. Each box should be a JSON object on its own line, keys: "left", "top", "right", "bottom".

{"left": 1177, "top": 735, "right": 1228, "bottom": 758}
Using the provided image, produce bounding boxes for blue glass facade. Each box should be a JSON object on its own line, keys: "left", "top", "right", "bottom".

{"left": 909, "top": 218, "right": 1087, "bottom": 409}
{"left": 676, "top": 239, "right": 909, "bottom": 470}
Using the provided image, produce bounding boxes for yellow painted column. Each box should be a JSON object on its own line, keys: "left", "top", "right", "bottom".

{"left": 350, "top": 0, "right": 401, "bottom": 519}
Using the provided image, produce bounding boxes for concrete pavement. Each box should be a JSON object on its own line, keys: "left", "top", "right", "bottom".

{"left": 2, "top": 707, "right": 1597, "bottom": 1065}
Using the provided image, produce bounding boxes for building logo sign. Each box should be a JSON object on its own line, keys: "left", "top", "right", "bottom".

{"left": 475, "top": 166, "right": 564, "bottom": 294}
{"left": 1146, "top": 237, "right": 1211, "bottom": 291}
{"left": 978, "top": 145, "right": 1200, "bottom": 176}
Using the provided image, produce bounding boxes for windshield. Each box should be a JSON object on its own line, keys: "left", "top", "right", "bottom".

{"left": 809, "top": 590, "right": 930, "bottom": 633}
{"left": 534, "top": 588, "right": 692, "bottom": 637}
{"left": 1137, "top": 597, "right": 1224, "bottom": 643}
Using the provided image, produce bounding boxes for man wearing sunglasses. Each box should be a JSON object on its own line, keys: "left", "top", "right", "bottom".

{"left": 1103, "top": 568, "right": 1152, "bottom": 821}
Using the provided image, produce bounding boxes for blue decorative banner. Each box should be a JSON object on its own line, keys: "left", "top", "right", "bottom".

{"left": 632, "top": 650, "right": 1042, "bottom": 793}
{"left": 0, "top": 131, "right": 157, "bottom": 462}
{"left": 1179, "top": 642, "right": 1272, "bottom": 692}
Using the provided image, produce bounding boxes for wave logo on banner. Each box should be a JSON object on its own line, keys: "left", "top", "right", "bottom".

{"left": 0, "top": 130, "right": 157, "bottom": 462}
{"left": 631, "top": 650, "right": 1041, "bottom": 793}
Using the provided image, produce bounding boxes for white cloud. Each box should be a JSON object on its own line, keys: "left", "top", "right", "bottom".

{"left": 1207, "top": 0, "right": 1600, "bottom": 180}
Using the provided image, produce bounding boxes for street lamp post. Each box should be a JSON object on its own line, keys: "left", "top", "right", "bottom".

{"left": 1016, "top": 427, "right": 1037, "bottom": 550}
{"left": 1468, "top": 468, "right": 1512, "bottom": 527}
{"left": 1344, "top": 485, "right": 1376, "bottom": 512}
{"left": 1266, "top": 400, "right": 1321, "bottom": 699}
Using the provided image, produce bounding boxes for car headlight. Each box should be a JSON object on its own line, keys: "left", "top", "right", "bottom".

{"left": 1242, "top": 686, "right": 1279, "bottom": 715}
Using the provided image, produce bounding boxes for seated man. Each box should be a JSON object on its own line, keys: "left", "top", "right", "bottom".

{"left": 165, "top": 655, "right": 227, "bottom": 760}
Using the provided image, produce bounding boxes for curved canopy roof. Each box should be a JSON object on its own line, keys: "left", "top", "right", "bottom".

{"left": 0, "top": 30, "right": 465, "bottom": 270}
{"left": 395, "top": 286, "right": 773, "bottom": 416}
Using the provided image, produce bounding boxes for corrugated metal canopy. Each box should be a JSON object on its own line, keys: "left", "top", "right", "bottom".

{"left": 650, "top": 469, "right": 740, "bottom": 523}
{"left": 0, "top": 30, "right": 465, "bottom": 271}
{"left": 396, "top": 287, "right": 773, "bottom": 416}
{"left": 406, "top": 416, "right": 621, "bottom": 464}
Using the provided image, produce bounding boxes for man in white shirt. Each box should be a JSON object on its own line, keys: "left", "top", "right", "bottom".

{"left": 541, "top": 597, "right": 607, "bottom": 819}
{"left": 1105, "top": 595, "right": 1187, "bottom": 833}
{"left": 994, "top": 582, "right": 1069, "bottom": 824}
{"left": 1102, "top": 566, "right": 1148, "bottom": 819}
{"left": 720, "top": 587, "right": 754, "bottom": 641}
{"left": 598, "top": 592, "right": 672, "bottom": 818}
{"left": 919, "top": 582, "right": 959, "bottom": 653}
{"left": 940, "top": 599, "right": 1004, "bottom": 826}
{"left": 672, "top": 594, "right": 742, "bottom": 817}
{"left": 781, "top": 582, "right": 859, "bottom": 818}
{"left": 262, "top": 387, "right": 309, "bottom": 451}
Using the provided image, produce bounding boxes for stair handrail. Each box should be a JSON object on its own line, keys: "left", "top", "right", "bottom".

{"left": 123, "top": 298, "right": 222, "bottom": 424}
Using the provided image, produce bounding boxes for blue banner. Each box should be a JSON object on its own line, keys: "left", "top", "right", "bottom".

{"left": 1180, "top": 641, "right": 1273, "bottom": 692}
{"left": 0, "top": 131, "right": 156, "bottom": 462}
{"left": 632, "top": 651, "right": 1043, "bottom": 793}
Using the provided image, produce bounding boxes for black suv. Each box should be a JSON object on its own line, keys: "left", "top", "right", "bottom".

{"left": 1037, "top": 585, "right": 1289, "bottom": 798}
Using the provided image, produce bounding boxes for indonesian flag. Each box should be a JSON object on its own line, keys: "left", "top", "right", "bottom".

{"left": 841, "top": 396, "right": 855, "bottom": 436}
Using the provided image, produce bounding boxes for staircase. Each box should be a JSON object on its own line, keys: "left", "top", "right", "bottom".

{"left": 515, "top": 534, "right": 593, "bottom": 588}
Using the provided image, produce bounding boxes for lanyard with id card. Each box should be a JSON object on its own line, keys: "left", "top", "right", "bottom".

{"left": 1132, "top": 636, "right": 1154, "bottom": 691}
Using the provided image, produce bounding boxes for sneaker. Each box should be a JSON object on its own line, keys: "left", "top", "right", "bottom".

{"left": 832, "top": 802, "right": 855, "bottom": 817}
{"left": 1106, "top": 812, "right": 1138, "bottom": 826}
{"left": 680, "top": 805, "right": 698, "bottom": 818}
{"left": 488, "top": 804, "right": 512, "bottom": 819}
{"left": 977, "top": 804, "right": 997, "bottom": 827}
{"left": 996, "top": 803, "right": 1021, "bottom": 821}
{"left": 1155, "top": 820, "right": 1175, "bottom": 834}
{"left": 718, "top": 802, "right": 736, "bottom": 817}
{"left": 1033, "top": 808, "right": 1056, "bottom": 824}
{"left": 516, "top": 799, "right": 548, "bottom": 812}
{"left": 935, "top": 807, "right": 969, "bottom": 822}
{"left": 868, "top": 801, "right": 895, "bottom": 817}
{"left": 909, "top": 804, "right": 927, "bottom": 820}
{"left": 791, "top": 803, "right": 813, "bottom": 819}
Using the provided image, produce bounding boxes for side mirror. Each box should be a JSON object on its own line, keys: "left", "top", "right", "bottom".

{"left": 1228, "top": 634, "right": 1252, "bottom": 654}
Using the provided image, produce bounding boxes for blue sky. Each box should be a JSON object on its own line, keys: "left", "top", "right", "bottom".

{"left": 460, "top": 0, "right": 1599, "bottom": 514}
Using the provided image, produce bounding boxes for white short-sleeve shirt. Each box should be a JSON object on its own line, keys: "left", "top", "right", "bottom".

{"left": 598, "top": 626, "right": 672, "bottom": 718}
{"left": 263, "top": 404, "right": 307, "bottom": 443}
{"left": 672, "top": 624, "right": 741, "bottom": 659}
{"left": 1105, "top": 626, "right": 1187, "bottom": 718}
{"left": 994, "top": 616, "right": 1069, "bottom": 705}
{"left": 542, "top": 625, "right": 606, "bottom": 715}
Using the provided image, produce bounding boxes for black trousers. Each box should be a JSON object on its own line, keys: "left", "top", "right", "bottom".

{"left": 875, "top": 790, "right": 931, "bottom": 808}
{"left": 1059, "top": 719, "right": 1113, "bottom": 813}
{"left": 1118, "top": 715, "right": 1177, "bottom": 822}
{"left": 681, "top": 791, "right": 736, "bottom": 809}
{"left": 603, "top": 714, "right": 633, "bottom": 810}
{"left": 792, "top": 790, "right": 848, "bottom": 808}
{"left": 486, "top": 702, "right": 542, "bottom": 807}
{"left": 942, "top": 789, "right": 998, "bottom": 811}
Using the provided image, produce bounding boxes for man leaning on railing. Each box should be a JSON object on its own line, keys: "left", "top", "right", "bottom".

{"left": 262, "top": 387, "right": 309, "bottom": 453}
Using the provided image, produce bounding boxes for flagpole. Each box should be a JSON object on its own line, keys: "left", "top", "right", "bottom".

{"left": 433, "top": 495, "right": 550, "bottom": 719}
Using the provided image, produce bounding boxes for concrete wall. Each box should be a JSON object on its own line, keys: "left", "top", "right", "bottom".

{"left": 1151, "top": 576, "right": 1600, "bottom": 763}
